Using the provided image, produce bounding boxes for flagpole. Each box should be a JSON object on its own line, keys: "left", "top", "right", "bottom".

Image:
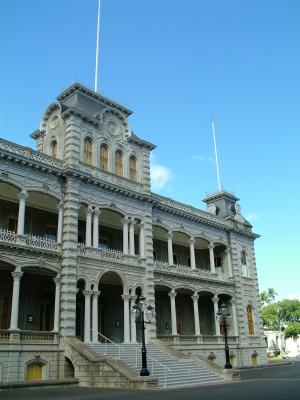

{"left": 211, "top": 118, "right": 222, "bottom": 191}
{"left": 94, "top": 0, "right": 101, "bottom": 92}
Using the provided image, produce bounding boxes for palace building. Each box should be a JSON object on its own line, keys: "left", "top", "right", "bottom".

{"left": 0, "top": 83, "right": 267, "bottom": 387}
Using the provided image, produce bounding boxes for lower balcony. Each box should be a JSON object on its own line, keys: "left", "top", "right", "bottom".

{"left": 157, "top": 334, "right": 239, "bottom": 345}
{"left": 0, "top": 329, "right": 58, "bottom": 344}
{"left": 154, "top": 260, "right": 224, "bottom": 280}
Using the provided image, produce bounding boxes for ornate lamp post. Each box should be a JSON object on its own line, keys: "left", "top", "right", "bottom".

{"left": 132, "top": 296, "right": 154, "bottom": 376}
{"left": 216, "top": 302, "right": 232, "bottom": 369}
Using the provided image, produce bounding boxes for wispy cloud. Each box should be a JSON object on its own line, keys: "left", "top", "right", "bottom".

{"left": 150, "top": 154, "right": 173, "bottom": 190}
{"left": 287, "top": 293, "right": 300, "bottom": 301}
{"left": 246, "top": 213, "right": 260, "bottom": 222}
{"left": 192, "top": 155, "right": 214, "bottom": 163}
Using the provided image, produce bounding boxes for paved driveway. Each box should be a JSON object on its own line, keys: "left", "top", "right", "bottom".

{"left": 1, "top": 362, "right": 300, "bottom": 400}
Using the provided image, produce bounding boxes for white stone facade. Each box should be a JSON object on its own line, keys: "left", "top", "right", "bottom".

{"left": 0, "top": 83, "right": 267, "bottom": 383}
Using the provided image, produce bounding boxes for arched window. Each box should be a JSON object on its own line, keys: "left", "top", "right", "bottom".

{"left": 241, "top": 250, "right": 248, "bottom": 277}
{"left": 100, "top": 144, "right": 109, "bottom": 171}
{"left": 247, "top": 305, "right": 255, "bottom": 335}
{"left": 84, "top": 137, "right": 93, "bottom": 164}
{"left": 129, "top": 156, "right": 137, "bottom": 181}
{"left": 26, "top": 362, "right": 43, "bottom": 381}
{"left": 115, "top": 150, "right": 123, "bottom": 176}
{"left": 50, "top": 140, "right": 57, "bottom": 158}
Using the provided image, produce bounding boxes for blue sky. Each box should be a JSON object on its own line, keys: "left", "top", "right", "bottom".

{"left": 1, "top": 0, "right": 299, "bottom": 300}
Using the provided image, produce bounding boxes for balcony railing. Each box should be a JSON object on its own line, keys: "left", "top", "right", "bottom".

{"left": 157, "top": 335, "right": 239, "bottom": 344}
{"left": 0, "top": 329, "right": 58, "bottom": 343}
{"left": 78, "top": 243, "right": 123, "bottom": 262}
{"left": 0, "top": 228, "right": 59, "bottom": 252}
{"left": 154, "top": 260, "right": 217, "bottom": 279}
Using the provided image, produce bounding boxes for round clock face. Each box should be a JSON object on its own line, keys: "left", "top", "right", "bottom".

{"left": 207, "top": 204, "right": 217, "bottom": 214}
{"left": 50, "top": 114, "right": 60, "bottom": 129}
{"left": 106, "top": 120, "right": 121, "bottom": 136}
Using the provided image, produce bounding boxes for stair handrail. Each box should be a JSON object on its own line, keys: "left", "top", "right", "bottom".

{"left": 97, "top": 332, "right": 124, "bottom": 359}
{"left": 134, "top": 346, "right": 171, "bottom": 388}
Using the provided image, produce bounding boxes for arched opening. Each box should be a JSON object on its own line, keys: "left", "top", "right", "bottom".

{"left": 251, "top": 352, "right": 258, "bottom": 366}
{"left": 64, "top": 357, "right": 75, "bottom": 379}
{"left": 247, "top": 305, "right": 255, "bottom": 335}
{"left": 175, "top": 288, "right": 194, "bottom": 335}
{"left": 155, "top": 285, "right": 172, "bottom": 336}
{"left": 115, "top": 150, "right": 123, "bottom": 177}
{"left": 129, "top": 156, "right": 137, "bottom": 181}
{"left": 76, "top": 279, "right": 86, "bottom": 340}
{"left": 0, "top": 262, "right": 14, "bottom": 329}
{"left": 172, "top": 232, "right": 190, "bottom": 266}
{"left": 218, "top": 294, "right": 234, "bottom": 336}
{"left": 152, "top": 226, "right": 169, "bottom": 263}
{"left": 194, "top": 237, "right": 210, "bottom": 270}
{"left": 50, "top": 140, "right": 57, "bottom": 158}
{"left": 198, "top": 291, "right": 215, "bottom": 335}
{"left": 241, "top": 250, "right": 249, "bottom": 277}
{"left": 214, "top": 243, "right": 227, "bottom": 278}
{"left": 0, "top": 182, "right": 21, "bottom": 234}
{"left": 84, "top": 137, "right": 93, "bottom": 165}
{"left": 98, "top": 272, "right": 124, "bottom": 343}
{"left": 100, "top": 144, "right": 109, "bottom": 171}
{"left": 26, "top": 362, "right": 43, "bottom": 381}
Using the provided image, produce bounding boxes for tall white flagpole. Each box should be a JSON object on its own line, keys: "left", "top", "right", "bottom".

{"left": 211, "top": 118, "right": 222, "bottom": 191}
{"left": 94, "top": 0, "right": 101, "bottom": 92}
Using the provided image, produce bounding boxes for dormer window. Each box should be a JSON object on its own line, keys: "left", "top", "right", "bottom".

{"left": 241, "top": 250, "right": 249, "bottom": 277}
{"left": 84, "top": 137, "right": 93, "bottom": 165}
{"left": 50, "top": 140, "right": 57, "bottom": 158}
{"left": 129, "top": 156, "right": 137, "bottom": 181}
{"left": 100, "top": 144, "right": 109, "bottom": 171}
{"left": 115, "top": 150, "right": 123, "bottom": 176}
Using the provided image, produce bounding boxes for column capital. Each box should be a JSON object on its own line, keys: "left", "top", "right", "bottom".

{"left": 167, "top": 231, "right": 173, "bottom": 240}
{"left": 57, "top": 201, "right": 64, "bottom": 211}
{"left": 93, "top": 207, "right": 101, "bottom": 217}
{"left": 139, "top": 222, "right": 145, "bottom": 229}
{"left": 122, "top": 216, "right": 130, "bottom": 225}
{"left": 86, "top": 205, "right": 93, "bottom": 215}
{"left": 53, "top": 277, "right": 61, "bottom": 286}
{"left": 129, "top": 217, "right": 136, "bottom": 225}
{"left": 11, "top": 271, "right": 23, "bottom": 281}
{"left": 225, "top": 248, "right": 231, "bottom": 254}
{"left": 230, "top": 297, "right": 236, "bottom": 305}
{"left": 121, "top": 294, "right": 131, "bottom": 302}
{"left": 208, "top": 242, "right": 215, "bottom": 250}
{"left": 18, "top": 190, "right": 28, "bottom": 202}
{"left": 191, "top": 294, "right": 199, "bottom": 302}
{"left": 83, "top": 290, "right": 93, "bottom": 297}
{"left": 168, "top": 291, "right": 177, "bottom": 299}
{"left": 93, "top": 290, "right": 101, "bottom": 297}
{"left": 212, "top": 295, "right": 219, "bottom": 304}
{"left": 189, "top": 237, "right": 195, "bottom": 245}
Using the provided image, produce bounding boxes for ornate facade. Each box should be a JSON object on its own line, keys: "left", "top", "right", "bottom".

{"left": 0, "top": 83, "right": 267, "bottom": 383}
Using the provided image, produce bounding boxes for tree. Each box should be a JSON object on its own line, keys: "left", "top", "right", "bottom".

{"left": 284, "top": 322, "right": 300, "bottom": 340}
{"left": 260, "top": 288, "right": 278, "bottom": 307}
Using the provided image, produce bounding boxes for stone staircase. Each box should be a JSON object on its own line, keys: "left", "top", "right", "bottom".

{"left": 87, "top": 342, "right": 225, "bottom": 388}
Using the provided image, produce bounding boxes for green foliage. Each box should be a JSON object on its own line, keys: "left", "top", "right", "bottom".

{"left": 284, "top": 322, "right": 300, "bottom": 339}
{"left": 262, "top": 299, "right": 300, "bottom": 336}
{"left": 260, "top": 288, "right": 278, "bottom": 307}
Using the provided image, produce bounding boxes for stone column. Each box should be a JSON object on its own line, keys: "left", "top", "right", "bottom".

{"left": 168, "top": 290, "right": 177, "bottom": 335}
{"left": 122, "top": 217, "right": 129, "bottom": 255}
{"left": 130, "top": 295, "right": 137, "bottom": 343}
{"left": 167, "top": 232, "right": 173, "bottom": 266}
{"left": 230, "top": 298, "right": 239, "bottom": 337}
{"left": 83, "top": 290, "right": 93, "bottom": 343}
{"left": 225, "top": 248, "right": 233, "bottom": 278}
{"left": 122, "top": 295, "right": 131, "bottom": 343}
{"left": 85, "top": 206, "right": 93, "bottom": 247}
{"left": 53, "top": 277, "right": 61, "bottom": 332}
{"left": 189, "top": 237, "right": 196, "bottom": 269}
{"left": 129, "top": 218, "right": 136, "bottom": 256}
{"left": 139, "top": 223, "right": 145, "bottom": 259}
{"left": 93, "top": 208, "right": 101, "bottom": 248}
{"left": 209, "top": 243, "right": 216, "bottom": 274}
{"left": 17, "top": 190, "right": 28, "bottom": 236}
{"left": 57, "top": 201, "right": 63, "bottom": 245}
{"left": 212, "top": 295, "right": 221, "bottom": 336}
{"left": 191, "top": 294, "right": 200, "bottom": 335}
{"left": 9, "top": 271, "right": 23, "bottom": 330}
{"left": 92, "top": 290, "right": 101, "bottom": 343}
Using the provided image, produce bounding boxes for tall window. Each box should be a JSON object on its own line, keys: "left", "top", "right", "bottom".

{"left": 247, "top": 305, "right": 255, "bottom": 335}
{"left": 100, "top": 144, "right": 109, "bottom": 171}
{"left": 50, "top": 140, "right": 57, "bottom": 158}
{"left": 115, "top": 150, "right": 123, "bottom": 176}
{"left": 84, "top": 137, "right": 93, "bottom": 164}
{"left": 241, "top": 250, "right": 248, "bottom": 277}
{"left": 129, "top": 156, "right": 137, "bottom": 181}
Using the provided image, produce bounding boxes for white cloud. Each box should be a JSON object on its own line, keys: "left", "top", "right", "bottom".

{"left": 287, "top": 293, "right": 300, "bottom": 301}
{"left": 151, "top": 163, "right": 173, "bottom": 190}
{"left": 246, "top": 213, "right": 260, "bottom": 222}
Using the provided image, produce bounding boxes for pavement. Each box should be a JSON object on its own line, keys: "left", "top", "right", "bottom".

{"left": 1, "top": 361, "right": 300, "bottom": 400}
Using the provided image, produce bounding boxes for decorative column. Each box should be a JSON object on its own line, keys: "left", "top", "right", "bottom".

{"left": 122, "top": 217, "right": 129, "bottom": 255}
{"left": 17, "top": 190, "right": 28, "bottom": 236}
{"left": 85, "top": 206, "right": 93, "bottom": 247}
{"left": 53, "top": 277, "right": 61, "bottom": 332}
{"left": 225, "top": 248, "right": 233, "bottom": 278}
{"left": 92, "top": 290, "right": 101, "bottom": 343}
{"left": 93, "top": 208, "right": 101, "bottom": 248}
{"left": 209, "top": 243, "right": 216, "bottom": 274}
{"left": 189, "top": 237, "right": 196, "bottom": 269}
{"left": 83, "top": 290, "right": 93, "bottom": 343}
{"left": 130, "top": 295, "right": 137, "bottom": 343}
{"left": 57, "top": 201, "right": 63, "bottom": 245}
{"left": 230, "top": 298, "right": 239, "bottom": 337}
{"left": 212, "top": 295, "right": 221, "bottom": 336}
{"left": 9, "top": 271, "right": 23, "bottom": 330}
{"left": 168, "top": 290, "right": 177, "bottom": 335}
{"left": 129, "top": 218, "right": 136, "bottom": 256}
{"left": 122, "top": 294, "right": 131, "bottom": 343}
{"left": 167, "top": 232, "right": 173, "bottom": 266}
{"left": 191, "top": 294, "right": 200, "bottom": 335}
{"left": 139, "top": 223, "right": 145, "bottom": 259}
